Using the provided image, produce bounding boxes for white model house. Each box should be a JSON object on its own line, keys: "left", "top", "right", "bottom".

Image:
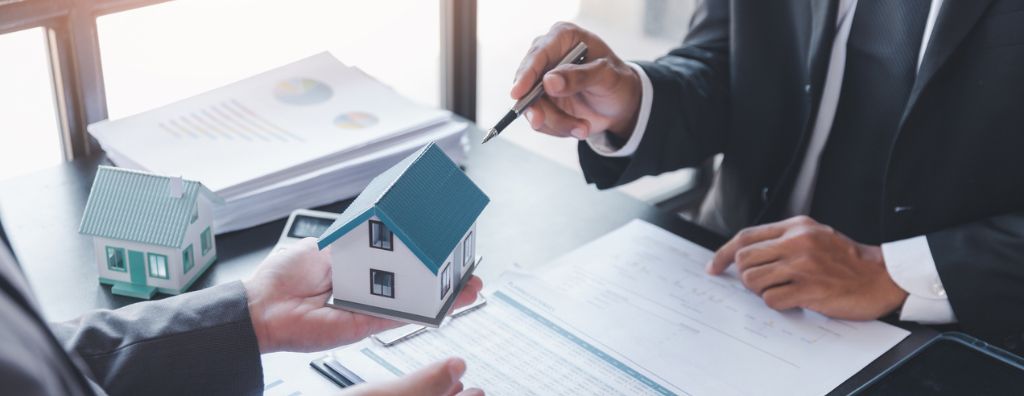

{"left": 79, "top": 166, "right": 222, "bottom": 299}
{"left": 318, "top": 143, "right": 489, "bottom": 327}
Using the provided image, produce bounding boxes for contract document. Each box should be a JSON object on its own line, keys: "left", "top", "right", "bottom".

{"left": 330, "top": 220, "right": 910, "bottom": 395}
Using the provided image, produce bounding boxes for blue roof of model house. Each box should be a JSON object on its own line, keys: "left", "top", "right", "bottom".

{"left": 318, "top": 143, "right": 490, "bottom": 274}
{"left": 79, "top": 166, "right": 222, "bottom": 248}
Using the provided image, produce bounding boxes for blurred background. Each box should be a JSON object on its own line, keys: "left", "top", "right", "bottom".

{"left": 0, "top": 0, "right": 702, "bottom": 208}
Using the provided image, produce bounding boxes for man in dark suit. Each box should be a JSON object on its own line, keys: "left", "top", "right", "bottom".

{"left": 0, "top": 220, "right": 484, "bottom": 395}
{"left": 512, "top": 0, "right": 1024, "bottom": 353}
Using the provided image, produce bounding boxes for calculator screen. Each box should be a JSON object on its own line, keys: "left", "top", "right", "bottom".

{"left": 287, "top": 215, "right": 335, "bottom": 239}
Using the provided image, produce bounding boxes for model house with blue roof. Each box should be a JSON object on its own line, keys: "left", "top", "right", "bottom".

{"left": 318, "top": 143, "right": 489, "bottom": 327}
{"left": 79, "top": 166, "right": 223, "bottom": 299}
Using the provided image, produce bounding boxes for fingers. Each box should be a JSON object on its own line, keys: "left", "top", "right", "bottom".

{"left": 340, "top": 358, "right": 467, "bottom": 396}
{"left": 733, "top": 239, "right": 784, "bottom": 272}
{"left": 708, "top": 223, "right": 787, "bottom": 275}
{"left": 543, "top": 59, "right": 619, "bottom": 98}
{"left": 512, "top": 22, "right": 585, "bottom": 99}
{"left": 740, "top": 263, "right": 794, "bottom": 295}
{"left": 456, "top": 388, "right": 485, "bottom": 396}
{"left": 761, "top": 284, "right": 804, "bottom": 311}
{"left": 453, "top": 276, "right": 483, "bottom": 309}
{"left": 525, "top": 96, "right": 591, "bottom": 139}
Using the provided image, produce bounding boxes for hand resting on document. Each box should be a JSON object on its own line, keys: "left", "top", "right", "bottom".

{"left": 243, "top": 238, "right": 485, "bottom": 396}
{"left": 707, "top": 216, "right": 908, "bottom": 321}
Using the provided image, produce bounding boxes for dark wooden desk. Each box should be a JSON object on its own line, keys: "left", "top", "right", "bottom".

{"left": 0, "top": 128, "right": 935, "bottom": 394}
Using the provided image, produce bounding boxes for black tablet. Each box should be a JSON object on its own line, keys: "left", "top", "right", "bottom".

{"left": 853, "top": 332, "right": 1024, "bottom": 395}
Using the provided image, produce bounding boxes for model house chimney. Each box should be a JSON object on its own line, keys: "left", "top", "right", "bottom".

{"left": 168, "top": 176, "right": 184, "bottom": 198}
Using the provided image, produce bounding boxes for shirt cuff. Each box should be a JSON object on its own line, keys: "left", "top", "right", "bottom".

{"left": 585, "top": 62, "right": 653, "bottom": 157}
{"left": 882, "top": 236, "right": 958, "bottom": 324}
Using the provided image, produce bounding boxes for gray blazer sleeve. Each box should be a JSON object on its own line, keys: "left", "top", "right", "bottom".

{"left": 49, "top": 281, "right": 264, "bottom": 396}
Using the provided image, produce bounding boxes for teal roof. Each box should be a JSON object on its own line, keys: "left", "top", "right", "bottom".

{"left": 79, "top": 166, "right": 222, "bottom": 248}
{"left": 319, "top": 143, "right": 489, "bottom": 274}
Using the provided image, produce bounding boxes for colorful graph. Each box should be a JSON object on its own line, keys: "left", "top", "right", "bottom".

{"left": 334, "top": 111, "right": 379, "bottom": 129}
{"left": 273, "top": 78, "right": 333, "bottom": 105}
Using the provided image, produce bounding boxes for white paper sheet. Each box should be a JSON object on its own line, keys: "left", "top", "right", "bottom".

{"left": 329, "top": 220, "right": 910, "bottom": 396}
{"left": 88, "top": 52, "right": 450, "bottom": 197}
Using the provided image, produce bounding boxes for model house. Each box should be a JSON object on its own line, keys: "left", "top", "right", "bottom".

{"left": 79, "top": 166, "right": 222, "bottom": 299}
{"left": 318, "top": 143, "right": 489, "bottom": 327}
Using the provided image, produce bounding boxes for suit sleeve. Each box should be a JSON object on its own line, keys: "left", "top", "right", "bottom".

{"left": 578, "top": 0, "right": 731, "bottom": 188}
{"left": 49, "top": 281, "right": 264, "bottom": 396}
{"left": 927, "top": 212, "right": 1024, "bottom": 354}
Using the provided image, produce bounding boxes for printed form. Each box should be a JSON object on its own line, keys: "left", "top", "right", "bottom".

{"left": 332, "top": 220, "right": 910, "bottom": 395}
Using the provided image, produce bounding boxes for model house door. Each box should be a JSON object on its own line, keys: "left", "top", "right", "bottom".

{"left": 127, "top": 250, "right": 147, "bottom": 286}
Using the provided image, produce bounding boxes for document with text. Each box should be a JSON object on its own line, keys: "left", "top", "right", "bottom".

{"left": 331, "top": 220, "right": 910, "bottom": 395}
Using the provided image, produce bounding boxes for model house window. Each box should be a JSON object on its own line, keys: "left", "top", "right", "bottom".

{"left": 201, "top": 227, "right": 213, "bottom": 255}
{"left": 183, "top": 245, "right": 195, "bottom": 274}
{"left": 440, "top": 263, "right": 451, "bottom": 300}
{"left": 462, "top": 231, "right": 474, "bottom": 267}
{"left": 369, "top": 220, "right": 393, "bottom": 251}
{"left": 106, "top": 247, "right": 126, "bottom": 272}
{"left": 370, "top": 269, "right": 395, "bottom": 298}
{"left": 147, "top": 253, "right": 169, "bottom": 279}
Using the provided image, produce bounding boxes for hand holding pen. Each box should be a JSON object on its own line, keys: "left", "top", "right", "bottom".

{"left": 484, "top": 22, "right": 643, "bottom": 144}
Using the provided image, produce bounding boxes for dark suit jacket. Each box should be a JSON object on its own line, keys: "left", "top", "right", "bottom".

{"left": 579, "top": 0, "right": 1024, "bottom": 353}
{"left": 0, "top": 222, "right": 264, "bottom": 395}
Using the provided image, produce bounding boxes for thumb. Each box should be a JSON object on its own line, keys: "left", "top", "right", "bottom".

{"left": 543, "top": 58, "right": 617, "bottom": 98}
{"left": 344, "top": 358, "right": 466, "bottom": 396}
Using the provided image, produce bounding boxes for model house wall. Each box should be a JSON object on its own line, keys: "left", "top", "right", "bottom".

{"left": 91, "top": 197, "right": 217, "bottom": 295}
{"left": 331, "top": 215, "right": 452, "bottom": 318}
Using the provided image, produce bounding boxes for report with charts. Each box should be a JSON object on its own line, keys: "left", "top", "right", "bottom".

{"left": 329, "top": 220, "right": 910, "bottom": 396}
{"left": 88, "top": 52, "right": 466, "bottom": 232}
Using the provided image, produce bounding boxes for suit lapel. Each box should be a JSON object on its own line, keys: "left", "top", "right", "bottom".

{"left": 902, "top": 0, "right": 994, "bottom": 123}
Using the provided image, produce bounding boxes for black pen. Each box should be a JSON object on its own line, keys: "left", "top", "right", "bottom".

{"left": 482, "top": 42, "right": 589, "bottom": 144}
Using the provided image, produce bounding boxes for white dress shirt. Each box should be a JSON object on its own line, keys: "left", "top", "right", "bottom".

{"left": 588, "top": 0, "right": 956, "bottom": 324}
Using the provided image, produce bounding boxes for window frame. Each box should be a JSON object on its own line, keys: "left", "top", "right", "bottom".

{"left": 368, "top": 220, "right": 394, "bottom": 251}
{"left": 0, "top": 0, "right": 478, "bottom": 161}
{"left": 146, "top": 252, "right": 169, "bottom": 279}
{"left": 200, "top": 227, "right": 212, "bottom": 255}
{"left": 182, "top": 244, "right": 194, "bottom": 274}
{"left": 105, "top": 246, "right": 126, "bottom": 272}
{"left": 370, "top": 269, "right": 395, "bottom": 298}
{"left": 462, "top": 231, "right": 473, "bottom": 267}
{"left": 440, "top": 262, "right": 451, "bottom": 300}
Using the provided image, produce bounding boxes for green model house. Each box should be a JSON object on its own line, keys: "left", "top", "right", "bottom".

{"left": 79, "top": 166, "right": 223, "bottom": 299}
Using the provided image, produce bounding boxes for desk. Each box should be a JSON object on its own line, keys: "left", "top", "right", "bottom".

{"left": 0, "top": 126, "right": 935, "bottom": 394}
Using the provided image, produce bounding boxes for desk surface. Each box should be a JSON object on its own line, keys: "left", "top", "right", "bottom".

{"left": 0, "top": 127, "right": 935, "bottom": 394}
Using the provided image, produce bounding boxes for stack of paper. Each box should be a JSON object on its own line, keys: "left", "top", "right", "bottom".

{"left": 88, "top": 53, "right": 468, "bottom": 233}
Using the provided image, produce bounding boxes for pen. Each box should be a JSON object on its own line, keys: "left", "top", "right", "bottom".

{"left": 482, "top": 42, "right": 589, "bottom": 144}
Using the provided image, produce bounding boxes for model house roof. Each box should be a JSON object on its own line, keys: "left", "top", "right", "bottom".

{"left": 318, "top": 143, "right": 489, "bottom": 274}
{"left": 79, "top": 166, "right": 222, "bottom": 248}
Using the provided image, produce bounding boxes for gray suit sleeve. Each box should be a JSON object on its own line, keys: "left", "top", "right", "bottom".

{"left": 49, "top": 281, "right": 264, "bottom": 396}
{"left": 578, "top": 0, "right": 731, "bottom": 188}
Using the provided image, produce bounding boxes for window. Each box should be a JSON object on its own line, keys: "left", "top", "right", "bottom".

{"left": 97, "top": 0, "right": 442, "bottom": 120}
{"left": 462, "top": 231, "right": 474, "bottom": 267}
{"left": 105, "top": 247, "right": 127, "bottom": 272}
{"left": 440, "top": 263, "right": 452, "bottom": 300}
{"left": 0, "top": 27, "right": 63, "bottom": 182}
{"left": 190, "top": 205, "right": 198, "bottom": 224}
{"left": 147, "top": 253, "right": 169, "bottom": 279}
{"left": 183, "top": 244, "right": 195, "bottom": 274}
{"left": 201, "top": 227, "right": 213, "bottom": 255}
{"left": 370, "top": 269, "right": 395, "bottom": 298}
{"left": 369, "top": 220, "right": 393, "bottom": 251}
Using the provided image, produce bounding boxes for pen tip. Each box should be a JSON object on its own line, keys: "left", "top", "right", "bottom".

{"left": 481, "top": 128, "right": 498, "bottom": 144}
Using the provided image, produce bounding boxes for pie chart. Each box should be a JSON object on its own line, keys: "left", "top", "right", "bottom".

{"left": 334, "top": 111, "right": 379, "bottom": 129}
{"left": 273, "top": 78, "right": 333, "bottom": 105}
